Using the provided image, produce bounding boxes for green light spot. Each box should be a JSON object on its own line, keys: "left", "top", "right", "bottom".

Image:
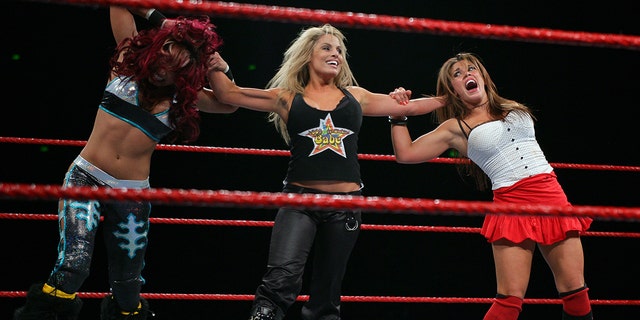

{"left": 248, "top": 64, "right": 256, "bottom": 71}
{"left": 11, "top": 54, "right": 21, "bottom": 61}
{"left": 39, "top": 145, "right": 49, "bottom": 153}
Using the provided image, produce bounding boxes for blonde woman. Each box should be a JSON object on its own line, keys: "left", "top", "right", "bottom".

{"left": 209, "top": 24, "right": 444, "bottom": 320}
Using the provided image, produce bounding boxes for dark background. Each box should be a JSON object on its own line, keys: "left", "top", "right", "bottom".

{"left": 2, "top": 0, "right": 639, "bottom": 319}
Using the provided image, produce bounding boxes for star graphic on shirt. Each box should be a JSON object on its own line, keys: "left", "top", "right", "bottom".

{"left": 299, "top": 114, "right": 354, "bottom": 158}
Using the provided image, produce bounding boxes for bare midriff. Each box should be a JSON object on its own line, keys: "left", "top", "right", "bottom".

{"left": 290, "top": 180, "right": 361, "bottom": 193}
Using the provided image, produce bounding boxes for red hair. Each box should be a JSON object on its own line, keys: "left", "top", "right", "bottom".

{"left": 111, "top": 16, "right": 222, "bottom": 143}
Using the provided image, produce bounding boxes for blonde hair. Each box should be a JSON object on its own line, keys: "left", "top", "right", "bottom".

{"left": 267, "top": 24, "right": 358, "bottom": 144}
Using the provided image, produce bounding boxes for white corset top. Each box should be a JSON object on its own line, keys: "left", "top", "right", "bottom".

{"left": 467, "top": 110, "right": 552, "bottom": 190}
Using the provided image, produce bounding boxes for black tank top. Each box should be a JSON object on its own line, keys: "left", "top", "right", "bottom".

{"left": 284, "top": 88, "right": 362, "bottom": 185}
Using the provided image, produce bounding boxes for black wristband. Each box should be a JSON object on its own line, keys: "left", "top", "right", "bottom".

{"left": 147, "top": 9, "right": 167, "bottom": 28}
{"left": 388, "top": 116, "right": 408, "bottom": 126}
{"left": 224, "top": 67, "right": 234, "bottom": 82}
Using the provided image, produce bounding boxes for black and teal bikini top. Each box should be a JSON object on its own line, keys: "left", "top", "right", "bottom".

{"left": 99, "top": 76, "right": 173, "bottom": 142}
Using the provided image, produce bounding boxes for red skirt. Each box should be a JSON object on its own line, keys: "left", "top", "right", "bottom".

{"left": 481, "top": 172, "right": 592, "bottom": 245}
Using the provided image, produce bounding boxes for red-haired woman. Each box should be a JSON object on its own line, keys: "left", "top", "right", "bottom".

{"left": 13, "top": 7, "right": 236, "bottom": 320}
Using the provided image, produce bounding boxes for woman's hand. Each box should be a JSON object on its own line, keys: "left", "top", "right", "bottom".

{"left": 206, "top": 52, "right": 228, "bottom": 73}
{"left": 389, "top": 87, "right": 412, "bottom": 105}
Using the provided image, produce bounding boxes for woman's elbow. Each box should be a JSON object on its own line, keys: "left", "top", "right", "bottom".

{"left": 214, "top": 104, "right": 238, "bottom": 114}
{"left": 393, "top": 153, "right": 414, "bottom": 164}
{"left": 226, "top": 105, "right": 240, "bottom": 113}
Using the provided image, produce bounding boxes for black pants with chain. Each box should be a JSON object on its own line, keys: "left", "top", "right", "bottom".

{"left": 251, "top": 184, "right": 362, "bottom": 320}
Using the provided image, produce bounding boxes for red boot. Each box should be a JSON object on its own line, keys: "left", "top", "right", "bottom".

{"left": 483, "top": 295, "right": 523, "bottom": 320}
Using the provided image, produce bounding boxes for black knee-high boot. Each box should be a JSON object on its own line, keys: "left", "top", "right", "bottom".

{"left": 562, "top": 310, "right": 594, "bottom": 320}
{"left": 100, "top": 294, "right": 154, "bottom": 320}
{"left": 13, "top": 283, "right": 83, "bottom": 320}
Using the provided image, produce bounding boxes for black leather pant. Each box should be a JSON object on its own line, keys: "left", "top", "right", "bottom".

{"left": 252, "top": 185, "right": 362, "bottom": 320}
